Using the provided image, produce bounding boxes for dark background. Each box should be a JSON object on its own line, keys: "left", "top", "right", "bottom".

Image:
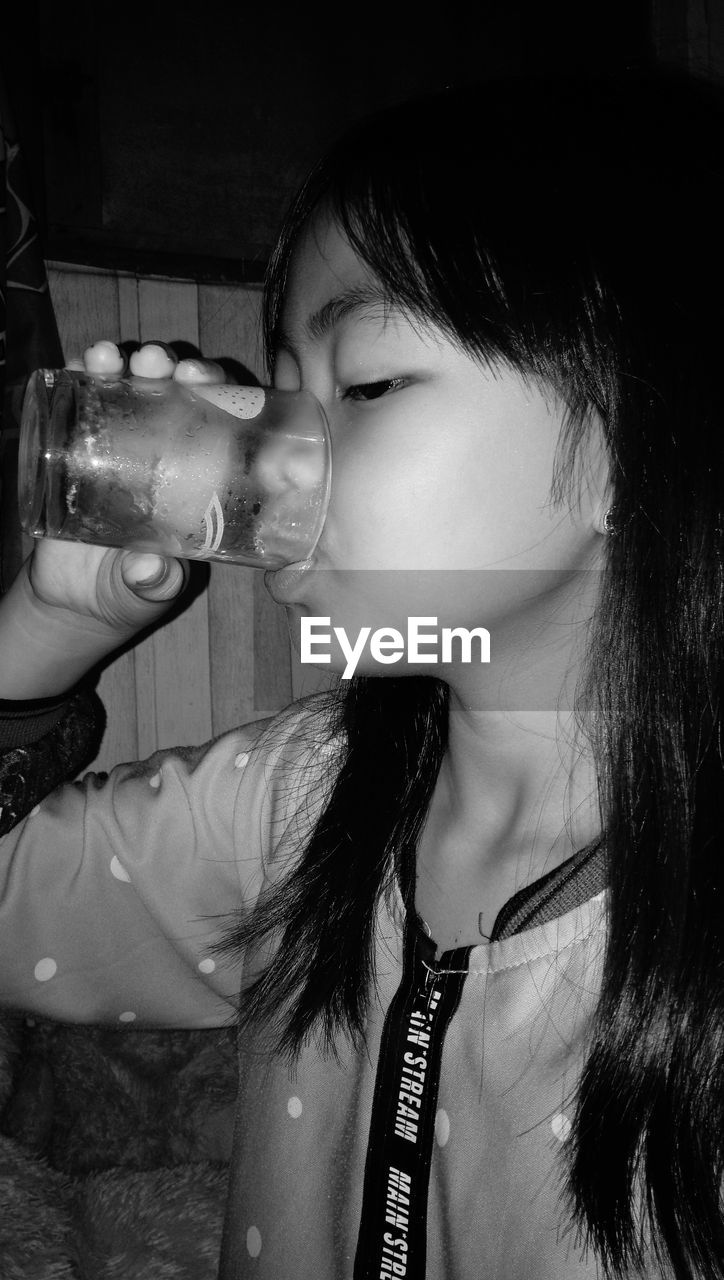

{"left": 0, "top": 0, "right": 680, "bottom": 285}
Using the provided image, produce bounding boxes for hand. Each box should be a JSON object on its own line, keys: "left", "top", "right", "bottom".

{"left": 26, "top": 541, "right": 189, "bottom": 635}
{"left": 0, "top": 341, "right": 226, "bottom": 697}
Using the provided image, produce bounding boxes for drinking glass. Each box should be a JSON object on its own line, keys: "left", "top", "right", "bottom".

{"left": 18, "top": 370, "right": 331, "bottom": 569}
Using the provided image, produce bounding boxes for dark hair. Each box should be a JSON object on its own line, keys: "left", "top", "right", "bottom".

{"left": 226, "top": 72, "right": 724, "bottom": 1278}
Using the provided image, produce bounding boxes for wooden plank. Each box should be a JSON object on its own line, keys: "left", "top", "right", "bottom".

{"left": 150, "top": 586, "right": 212, "bottom": 752}
{"left": 133, "top": 583, "right": 214, "bottom": 755}
{"left": 207, "top": 564, "right": 256, "bottom": 736}
{"left": 252, "top": 572, "right": 292, "bottom": 713}
{"left": 132, "top": 278, "right": 211, "bottom": 754}
{"left": 138, "top": 278, "right": 199, "bottom": 349}
{"left": 46, "top": 266, "right": 120, "bottom": 362}
{"left": 117, "top": 276, "right": 141, "bottom": 344}
{"left": 93, "top": 651, "right": 139, "bottom": 770}
{"left": 198, "top": 283, "right": 265, "bottom": 381}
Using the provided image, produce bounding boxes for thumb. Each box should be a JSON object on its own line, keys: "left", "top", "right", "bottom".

{"left": 120, "top": 552, "right": 189, "bottom": 602}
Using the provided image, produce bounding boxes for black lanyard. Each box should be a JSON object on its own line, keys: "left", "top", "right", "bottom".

{"left": 353, "top": 923, "right": 471, "bottom": 1279}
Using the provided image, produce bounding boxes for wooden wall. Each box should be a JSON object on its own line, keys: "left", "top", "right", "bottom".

{"left": 45, "top": 263, "right": 333, "bottom": 773}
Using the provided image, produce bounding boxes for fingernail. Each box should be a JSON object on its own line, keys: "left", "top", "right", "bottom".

{"left": 129, "top": 344, "right": 177, "bottom": 379}
{"left": 125, "top": 553, "right": 168, "bottom": 587}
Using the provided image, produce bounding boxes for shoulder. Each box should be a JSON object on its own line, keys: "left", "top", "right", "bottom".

{"left": 137, "top": 690, "right": 343, "bottom": 786}
{"left": 245, "top": 691, "right": 344, "bottom": 768}
{"left": 235, "top": 692, "right": 346, "bottom": 881}
{"left": 128, "top": 691, "right": 345, "bottom": 865}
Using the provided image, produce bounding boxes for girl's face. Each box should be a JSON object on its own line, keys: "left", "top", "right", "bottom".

{"left": 267, "top": 213, "right": 607, "bottom": 688}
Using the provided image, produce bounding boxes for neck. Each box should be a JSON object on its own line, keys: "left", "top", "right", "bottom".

{"left": 442, "top": 699, "right": 598, "bottom": 855}
{"left": 414, "top": 571, "right": 602, "bottom": 947}
{"left": 416, "top": 703, "right": 601, "bottom": 950}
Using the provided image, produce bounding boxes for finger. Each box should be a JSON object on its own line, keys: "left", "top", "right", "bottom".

{"left": 173, "top": 357, "right": 226, "bottom": 386}
{"left": 80, "top": 341, "right": 126, "bottom": 376}
{"left": 120, "top": 551, "right": 189, "bottom": 602}
{"left": 129, "top": 342, "right": 178, "bottom": 379}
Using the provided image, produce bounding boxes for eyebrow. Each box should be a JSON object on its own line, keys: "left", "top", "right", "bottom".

{"left": 275, "top": 284, "right": 393, "bottom": 354}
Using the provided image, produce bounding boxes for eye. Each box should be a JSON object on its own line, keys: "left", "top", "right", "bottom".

{"left": 343, "top": 377, "right": 407, "bottom": 402}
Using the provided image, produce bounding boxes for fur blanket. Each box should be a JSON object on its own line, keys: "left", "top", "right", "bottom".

{"left": 0, "top": 1013, "right": 238, "bottom": 1278}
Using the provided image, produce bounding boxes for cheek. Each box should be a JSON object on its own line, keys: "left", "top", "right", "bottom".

{"left": 326, "top": 454, "right": 549, "bottom": 572}
{"left": 320, "top": 394, "right": 571, "bottom": 570}
{"left": 321, "top": 435, "right": 410, "bottom": 560}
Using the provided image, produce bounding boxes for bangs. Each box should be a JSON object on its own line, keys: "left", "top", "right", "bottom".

{"left": 262, "top": 83, "right": 621, "bottom": 457}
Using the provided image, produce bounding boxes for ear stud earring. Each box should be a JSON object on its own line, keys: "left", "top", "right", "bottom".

{"left": 603, "top": 507, "right": 617, "bottom": 535}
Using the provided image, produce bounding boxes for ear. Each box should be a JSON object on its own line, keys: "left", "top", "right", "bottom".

{"left": 579, "top": 415, "right": 612, "bottom": 534}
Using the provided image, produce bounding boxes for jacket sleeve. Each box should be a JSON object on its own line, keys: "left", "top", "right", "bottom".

{"left": 0, "top": 712, "right": 285, "bottom": 1029}
{"left": 0, "top": 690, "right": 103, "bottom": 836}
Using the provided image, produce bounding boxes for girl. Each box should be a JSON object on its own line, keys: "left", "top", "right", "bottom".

{"left": 1, "top": 69, "right": 723, "bottom": 1279}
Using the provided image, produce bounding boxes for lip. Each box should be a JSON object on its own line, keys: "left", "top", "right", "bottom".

{"left": 264, "top": 559, "right": 314, "bottom": 605}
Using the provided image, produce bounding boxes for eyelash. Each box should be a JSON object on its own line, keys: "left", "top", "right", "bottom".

{"left": 343, "top": 377, "right": 406, "bottom": 402}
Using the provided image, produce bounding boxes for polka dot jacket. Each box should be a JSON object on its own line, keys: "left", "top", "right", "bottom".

{"left": 0, "top": 696, "right": 615, "bottom": 1280}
